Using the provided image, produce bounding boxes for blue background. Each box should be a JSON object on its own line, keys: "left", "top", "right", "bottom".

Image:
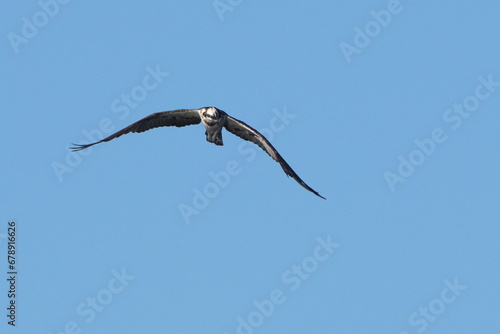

{"left": 1, "top": 0, "right": 499, "bottom": 333}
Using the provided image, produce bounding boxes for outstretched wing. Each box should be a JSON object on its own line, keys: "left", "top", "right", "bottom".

{"left": 224, "top": 115, "right": 325, "bottom": 199}
{"left": 70, "top": 109, "right": 201, "bottom": 151}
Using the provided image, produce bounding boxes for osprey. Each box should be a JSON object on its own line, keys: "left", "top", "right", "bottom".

{"left": 70, "top": 107, "right": 325, "bottom": 199}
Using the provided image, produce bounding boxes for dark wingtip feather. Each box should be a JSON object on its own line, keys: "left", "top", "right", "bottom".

{"left": 69, "top": 143, "right": 93, "bottom": 152}
{"left": 316, "top": 192, "right": 327, "bottom": 200}
{"left": 295, "top": 175, "right": 326, "bottom": 200}
{"left": 303, "top": 183, "right": 326, "bottom": 200}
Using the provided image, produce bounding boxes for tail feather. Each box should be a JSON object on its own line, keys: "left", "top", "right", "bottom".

{"left": 205, "top": 131, "right": 223, "bottom": 146}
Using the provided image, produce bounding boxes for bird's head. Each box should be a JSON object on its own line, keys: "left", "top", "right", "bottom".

{"left": 201, "top": 106, "right": 219, "bottom": 117}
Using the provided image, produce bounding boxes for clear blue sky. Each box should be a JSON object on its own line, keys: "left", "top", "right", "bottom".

{"left": 1, "top": 1, "right": 499, "bottom": 333}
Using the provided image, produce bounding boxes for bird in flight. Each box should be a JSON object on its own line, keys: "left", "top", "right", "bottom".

{"left": 70, "top": 107, "right": 325, "bottom": 199}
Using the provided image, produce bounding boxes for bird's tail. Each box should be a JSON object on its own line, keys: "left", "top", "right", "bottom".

{"left": 205, "top": 131, "right": 223, "bottom": 146}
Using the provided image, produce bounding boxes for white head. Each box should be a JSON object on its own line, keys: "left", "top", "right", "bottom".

{"left": 202, "top": 106, "right": 217, "bottom": 116}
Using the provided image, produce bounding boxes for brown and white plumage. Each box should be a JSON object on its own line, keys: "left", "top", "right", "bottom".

{"left": 70, "top": 107, "right": 325, "bottom": 199}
